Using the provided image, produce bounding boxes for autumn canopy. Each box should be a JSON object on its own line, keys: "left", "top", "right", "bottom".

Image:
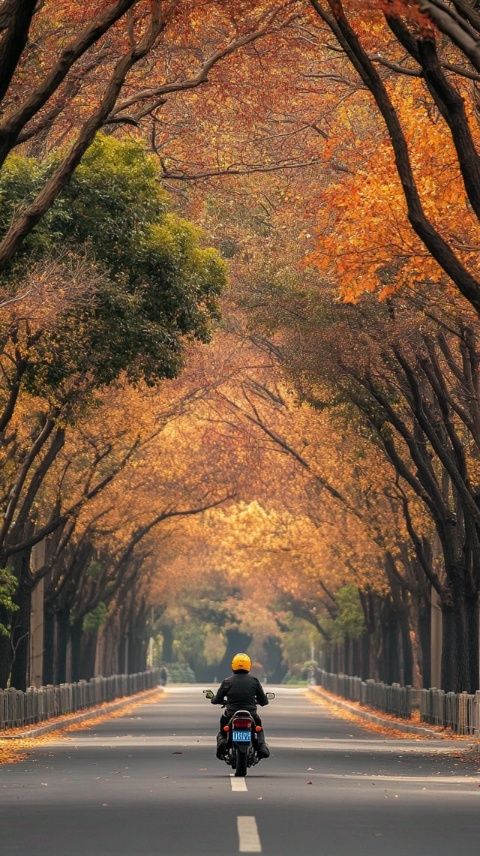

{"left": 1, "top": 0, "right": 480, "bottom": 695}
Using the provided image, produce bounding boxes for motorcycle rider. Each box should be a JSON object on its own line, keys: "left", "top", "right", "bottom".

{"left": 211, "top": 653, "right": 270, "bottom": 760}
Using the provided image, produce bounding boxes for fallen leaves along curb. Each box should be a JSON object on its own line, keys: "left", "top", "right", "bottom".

{"left": 309, "top": 686, "right": 479, "bottom": 742}
{"left": 0, "top": 687, "right": 165, "bottom": 766}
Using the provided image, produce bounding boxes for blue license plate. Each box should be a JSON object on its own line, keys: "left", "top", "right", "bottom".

{"left": 232, "top": 730, "right": 251, "bottom": 742}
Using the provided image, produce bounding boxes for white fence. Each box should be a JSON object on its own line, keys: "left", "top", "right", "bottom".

{"left": 0, "top": 669, "right": 160, "bottom": 731}
{"left": 315, "top": 669, "right": 480, "bottom": 735}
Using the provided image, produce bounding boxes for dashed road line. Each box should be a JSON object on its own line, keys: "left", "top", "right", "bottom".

{"left": 237, "top": 816, "right": 262, "bottom": 853}
{"left": 230, "top": 774, "right": 248, "bottom": 792}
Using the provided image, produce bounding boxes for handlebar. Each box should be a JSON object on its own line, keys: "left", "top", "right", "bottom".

{"left": 203, "top": 689, "right": 276, "bottom": 701}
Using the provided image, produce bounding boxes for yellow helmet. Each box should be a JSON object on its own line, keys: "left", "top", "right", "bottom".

{"left": 232, "top": 653, "right": 252, "bottom": 672}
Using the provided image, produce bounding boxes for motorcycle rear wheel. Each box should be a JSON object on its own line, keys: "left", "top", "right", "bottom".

{"left": 234, "top": 751, "right": 248, "bottom": 777}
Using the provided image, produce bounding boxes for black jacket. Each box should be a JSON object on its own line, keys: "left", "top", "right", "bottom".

{"left": 211, "top": 672, "right": 269, "bottom": 714}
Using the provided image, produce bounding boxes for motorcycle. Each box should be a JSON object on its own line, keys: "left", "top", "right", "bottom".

{"left": 203, "top": 689, "right": 275, "bottom": 777}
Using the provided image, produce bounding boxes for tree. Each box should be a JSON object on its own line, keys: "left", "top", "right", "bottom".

{"left": 0, "top": 1, "right": 302, "bottom": 269}
{"left": 268, "top": 285, "right": 480, "bottom": 691}
{"left": 308, "top": 0, "right": 480, "bottom": 313}
{"left": 0, "top": 135, "right": 225, "bottom": 688}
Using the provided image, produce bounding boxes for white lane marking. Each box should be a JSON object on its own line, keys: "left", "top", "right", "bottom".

{"left": 230, "top": 774, "right": 248, "bottom": 792}
{"left": 237, "top": 816, "right": 262, "bottom": 853}
{"left": 308, "top": 772, "right": 480, "bottom": 784}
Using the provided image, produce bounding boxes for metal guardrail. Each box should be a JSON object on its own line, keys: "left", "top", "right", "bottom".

{"left": 0, "top": 669, "right": 160, "bottom": 731}
{"left": 315, "top": 669, "right": 480, "bottom": 735}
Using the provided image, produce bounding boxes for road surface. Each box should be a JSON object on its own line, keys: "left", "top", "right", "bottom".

{"left": 1, "top": 686, "right": 479, "bottom": 855}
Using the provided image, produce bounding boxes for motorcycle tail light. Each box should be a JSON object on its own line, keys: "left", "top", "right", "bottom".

{"left": 223, "top": 725, "right": 230, "bottom": 732}
{"left": 233, "top": 719, "right": 251, "bottom": 729}
{"left": 255, "top": 726, "right": 263, "bottom": 732}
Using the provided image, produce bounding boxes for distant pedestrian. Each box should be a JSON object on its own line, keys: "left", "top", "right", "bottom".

{"left": 159, "top": 666, "right": 168, "bottom": 686}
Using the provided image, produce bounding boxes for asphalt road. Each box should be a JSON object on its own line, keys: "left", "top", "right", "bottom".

{"left": 1, "top": 685, "right": 479, "bottom": 855}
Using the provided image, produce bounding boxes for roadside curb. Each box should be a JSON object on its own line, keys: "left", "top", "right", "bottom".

{"left": 3, "top": 687, "right": 164, "bottom": 740}
{"left": 309, "top": 686, "right": 448, "bottom": 739}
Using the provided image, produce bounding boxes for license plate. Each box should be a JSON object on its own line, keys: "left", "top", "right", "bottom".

{"left": 232, "top": 730, "right": 251, "bottom": 742}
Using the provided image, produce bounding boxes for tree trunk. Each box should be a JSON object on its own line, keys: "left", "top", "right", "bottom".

{"left": 127, "top": 617, "right": 137, "bottom": 674}
{"left": 466, "top": 593, "right": 479, "bottom": 692}
{"left": 382, "top": 603, "right": 400, "bottom": 684}
{"left": 360, "top": 632, "right": 370, "bottom": 679}
{"left": 43, "top": 605, "right": 55, "bottom": 685}
{"left": 345, "top": 636, "right": 353, "bottom": 675}
{"left": 103, "top": 616, "right": 119, "bottom": 675}
{"left": 118, "top": 623, "right": 128, "bottom": 674}
{"left": 332, "top": 641, "right": 338, "bottom": 673}
{"left": 360, "top": 590, "right": 382, "bottom": 680}
{"left": 80, "top": 629, "right": 97, "bottom": 680}
{"left": 70, "top": 619, "right": 83, "bottom": 683}
{"left": 442, "top": 588, "right": 472, "bottom": 692}
{"left": 369, "top": 624, "right": 381, "bottom": 681}
{"left": 0, "top": 616, "right": 12, "bottom": 687}
{"left": 400, "top": 602, "right": 413, "bottom": 686}
{"left": 218, "top": 627, "right": 252, "bottom": 676}
{"left": 10, "top": 579, "right": 32, "bottom": 690}
{"left": 431, "top": 587, "right": 442, "bottom": 688}
{"left": 351, "top": 636, "right": 361, "bottom": 676}
{"left": 160, "top": 622, "right": 174, "bottom": 664}
{"left": 408, "top": 597, "right": 424, "bottom": 689}
{"left": 10, "top": 550, "right": 32, "bottom": 691}
{"left": 133, "top": 636, "right": 148, "bottom": 673}
{"left": 419, "top": 596, "right": 431, "bottom": 689}
{"left": 56, "top": 608, "right": 70, "bottom": 684}
{"left": 132, "top": 612, "right": 149, "bottom": 673}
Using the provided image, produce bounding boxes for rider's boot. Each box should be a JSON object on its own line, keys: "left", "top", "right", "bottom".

{"left": 256, "top": 729, "right": 270, "bottom": 759}
{"left": 216, "top": 731, "right": 228, "bottom": 760}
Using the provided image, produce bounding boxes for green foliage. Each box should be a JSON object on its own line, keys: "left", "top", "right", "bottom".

{"left": 278, "top": 616, "right": 313, "bottom": 667}
{"left": 173, "top": 620, "right": 208, "bottom": 674}
{"left": 169, "top": 598, "right": 230, "bottom": 677}
{"left": 0, "top": 136, "right": 226, "bottom": 401}
{"left": 84, "top": 560, "right": 104, "bottom": 580}
{"left": 332, "top": 584, "right": 365, "bottom": 641}
{"left": 162, "top": 662, "right": 196, "bottom": 683}
{"left": 0, "top": 569, "right": 18, "bottom": 637}
{"left": 82, "top": 602, "right": 108, "bottom": 634}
